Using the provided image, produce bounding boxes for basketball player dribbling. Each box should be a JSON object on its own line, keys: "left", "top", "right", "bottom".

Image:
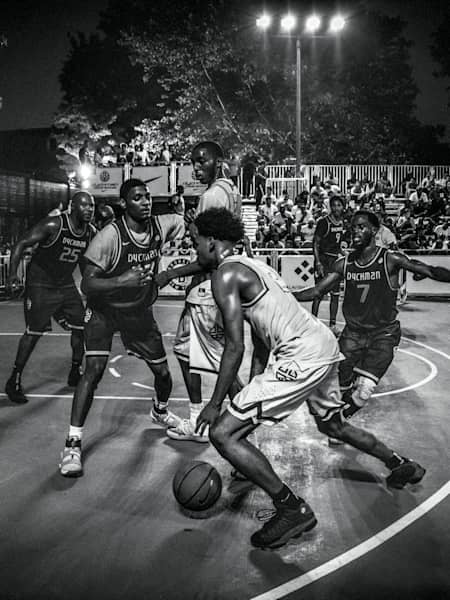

{"left": 193, "top": 207, "right": 427, "bottom": 550}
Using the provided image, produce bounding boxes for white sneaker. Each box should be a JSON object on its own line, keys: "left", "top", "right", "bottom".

{"left": 59, "top": 438, "right": 83, "bottom": 477}
{"left": 150, "top": 406, "right": 182, "bottom": 429}
{"left": 166, "top": 419, "right": 209, "bottom": 443}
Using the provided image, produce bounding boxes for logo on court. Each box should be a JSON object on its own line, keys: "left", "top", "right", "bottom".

{"left": 84, "top": 308, "right": 92, "bottom": 323}
{"left": 100, "top": 171, "right": 110, "bottom": 182}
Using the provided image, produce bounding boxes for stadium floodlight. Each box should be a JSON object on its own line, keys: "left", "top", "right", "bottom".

{"left": 256, "top": 13, "right": 272, "bottom": 30}
{"left": 281, "top": 14, "right": 297, "bottom": 32}
{"left": 305, "top": 15, "right": 321, "bottom": 34}
{"left": 81, "top": 179, "right": 91, "bottom": 190}
{"left": 79, "top": 164, "right": 92, "bottom": 180}
{"left": 329, "top": 15, "right": 346, "bottom": 33}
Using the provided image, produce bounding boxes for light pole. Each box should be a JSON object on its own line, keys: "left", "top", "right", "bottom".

{"left": 256, "top": 13, "right": 346, "bottom": 174}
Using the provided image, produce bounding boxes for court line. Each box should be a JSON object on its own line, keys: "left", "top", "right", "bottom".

{"left": 250, "top": 337, "right": 450, "bottom": 600}
{"left": 0, "top": 393, "right": 191, "bottom": 401}
{"left": 373, "top": 349, "right": 437, "bottom": 397}
{"left": 250, "top": 482, "right": 450, "bottom": 600}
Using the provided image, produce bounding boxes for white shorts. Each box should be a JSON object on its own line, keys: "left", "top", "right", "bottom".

{"left": 228, "top": 360, "right": 343, "bottom": 425}
{"left": 173, "top": 279, "right": 224, "bottom": 374}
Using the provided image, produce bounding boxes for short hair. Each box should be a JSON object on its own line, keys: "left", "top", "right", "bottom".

{"left": 194, "top": 208, "right": 245, "bottom": 242}
{"left": 71, "top": 191, "right": 94, "bottom": 204}
{"left": 330, "top": 195, "right": 345, "bottom": 208}
{"left": 352, "top": 210, "right": 380, "bottom": 229}
{"left": 120, "top": 178, "right": 146, "bottom": 200}
{"left": 191, "top": 141, "right": 224, "bottom": 159}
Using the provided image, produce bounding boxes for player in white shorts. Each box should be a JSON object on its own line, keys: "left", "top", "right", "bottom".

{"left": 193, "top": 207, "right": 426, "bottom": 550}
{"left": 156, "top": 141, "right": 242, "bottom": 442}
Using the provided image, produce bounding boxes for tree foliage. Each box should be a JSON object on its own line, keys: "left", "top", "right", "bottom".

{"left": 430, "top": 7, "right": 450, "bottom": 102}
{"left": 54, "top": 1, "right": 448, "bottom": 163}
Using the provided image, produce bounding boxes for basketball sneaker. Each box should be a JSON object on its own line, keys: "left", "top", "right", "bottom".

{"left": 386, "top": 459, "right": 426, "bottom": 489}
{"left": 166, "top": 419, "right": 209, "bottom": 443}
{"left": 150, "top": 402, "right": 181, "bottom": 429}
{"left": 59, "top": 437, "right": 83, "bottom": 477}
{"left": 251, "top": 501, "right": 317, "bottom": 549}
{"left": 5, "top": 375, "right": 28, "bottom": 404}
{"left": 67, "top": 363, "right": 82, "bottom": 387}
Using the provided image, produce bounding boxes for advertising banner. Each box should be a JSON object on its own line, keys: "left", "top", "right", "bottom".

{"left": 132, "top": 166, "right": 169, "bottom": 196}
{"left": 177, "top": 165, "right": 207, "bottom": 197}
{"left": 89, "top": 167, "right": 123, "bottom": 197}
{"left": 280, "top": 254, "right": 315, "bottom": 290}
{"left": 159, "top": 253, "right": 195, "bottom": 296}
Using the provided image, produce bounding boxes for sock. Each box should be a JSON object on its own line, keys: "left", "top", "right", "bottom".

{"left": 385, "top": 452, "right": 405, "bottom": 470}
{"left": 272, "top": 484, "right": 304, "bottom": 508}
{"left": 153, "top": 398, "right": 168, "bottom": 414}
{"left": 11, "top": 366, "right": 22, "bottom": 383}
{"left": 68, "top": 425, "right": 84, "bottom": 440}
{"left": 189, "top": 403, "right": 202, "bottom": 426}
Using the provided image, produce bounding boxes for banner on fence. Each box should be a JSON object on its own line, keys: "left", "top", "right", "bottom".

{"left": 177, "top": 165, "right": 207, "bottom": 197}
{"left": 88, "top": 167, "right": 123, "bottom": 197}
{"left": 159, "top": 254, "right": 194, "bottom": 296}
{"left": 132, "top": 166, "right": 169, "bottom": 196}
{"left": 279, "top": 255, "right": 315, "bottom": 290}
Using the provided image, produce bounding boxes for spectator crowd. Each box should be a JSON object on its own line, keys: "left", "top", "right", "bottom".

{"left": 253, "top": 167, "right": 450, "bottom": 252}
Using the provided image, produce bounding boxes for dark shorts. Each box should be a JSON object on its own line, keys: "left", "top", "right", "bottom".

{"left": 83, "top": 304, "right": 166, "bottom": 364}
{"left": 338, "top": 320, "right": 401, "bottom": 385}
{"left": 315, "top": 254, "right": 340, "bottom": 294}
{"left": 24, "top": 284, "right": 84, "bottom": 335}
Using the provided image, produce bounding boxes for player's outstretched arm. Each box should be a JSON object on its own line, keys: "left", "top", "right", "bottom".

{"left": 7, "top": 217, "right": 59, "bottom": 287}
{"left": 154, "top": 261, "right": 204, "bottom": 288}
{"left": 294, "top": 257, "right": 344, "bottom": 302}
{"left": 390, "top": 253, "right": 450, "bottom": 283}
{"left": 196, "top": 266, "right": 245, "bottom": 436}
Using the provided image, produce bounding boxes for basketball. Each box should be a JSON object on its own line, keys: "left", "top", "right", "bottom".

{"left": 172, "top": 461, "right": 222, "bottom": 511}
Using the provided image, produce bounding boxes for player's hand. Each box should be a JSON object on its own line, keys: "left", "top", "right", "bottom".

{"left": 154, "top": 270, "right": 171, "bottom": 288}
{"left": 6, "top": 275, "right": 21, "bottom": 296}
{"left": 412, "top": 272, "right": 426, "bottom": 281}
{"left": 118, "top": 265, "right": 153, "bottom": 287}
{"left": 315, "top": 262, "right": 324, "bottom": 278}
{"left": 195, "top": 402, "right": 220, "bottom": 436}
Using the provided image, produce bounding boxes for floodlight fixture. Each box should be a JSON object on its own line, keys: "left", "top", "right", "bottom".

{"left": 79, "top": 164, "right": 92, "bottom": 180}
{"left": 305, "top": 15, "right": 321, "bottom": 34}
{"left": 329, "top": 15, "right": 346, "bottom": 33}
{"left": 256, "top": 13, "right": 272, "bottom": 30}
{"left": 281, "top": 14, "right": 297, "bottom": 32}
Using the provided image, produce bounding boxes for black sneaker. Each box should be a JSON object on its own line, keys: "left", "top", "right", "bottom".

{"left": 250, "top": 501, "right": 317, "bottom": 549}
{"left": 5, "top": 376, "right": 28, "bottom": 404}
{"left": 386, "top": 459, "right": 426, "bottom": 489}
{"left": 67, "top": 364, "right": 82, "bottom": 387}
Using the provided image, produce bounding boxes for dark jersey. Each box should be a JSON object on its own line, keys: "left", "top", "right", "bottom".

{"left": 85, "top": 214, "right": 183, "bottom": 309}
{"left": 343, "top": 247, "right": 398, "bottom": 331}
{"left": 315, "top": 215, "right": 344, "bottom": 257}
{"left": 27, "top": 212, "right": 96, "bottom": 287}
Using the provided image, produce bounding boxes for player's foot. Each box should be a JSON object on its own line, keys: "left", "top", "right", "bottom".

{"left": 150, "top": 404, "right": 182, "bottom": 429}
{"left": 5, "top": 375, "right": 28, "bottom": 404}
{"left": 328, "top": 436, "right": 345, "bottom": 446}
{"left": 386, "top": 459, "right": 426, "bottom": 489}
{"left": 67, "top": 363, "right": 82, "bottom": 387}
{"left": 59, "top": 437, "right": 83, "bottom": 477}
{"left": 329, "top": 324, "right": 341, "bottom": 338}
{"left": 250, "top": 501, "right": 317, "bottom": 549}
{"left": 166, "top": 419, "right": 209, "bottom": 443}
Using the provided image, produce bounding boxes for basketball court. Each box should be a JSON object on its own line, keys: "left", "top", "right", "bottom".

{"left": 0, "top": 298, "right": 449, "bottom": 600}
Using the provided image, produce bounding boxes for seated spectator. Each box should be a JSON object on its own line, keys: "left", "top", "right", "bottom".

{"left": 405, "top": 175, "right": 418, "bottom": 199}
{"left": 421, "top": 167, "right": 436, "bottom": 189}
{"left": 434, "top": 220, "right": 450, "bottom": 247}
{"left": 300, "top": 218, "right": 316, "bottom": 247}
{"left": 259, "top": 188, "right": 277, "bottom": 221}
{"left": 277, "top": 189, "right": 293, "bottom": 208}
{"left": 266, "top": 233, "right": 284, "bottom": 249}
{"left": 409, "top": 187, "right": 428, "bottom": 207}
{"left": 169, "top": 185, "right": 185, "bottom": 216}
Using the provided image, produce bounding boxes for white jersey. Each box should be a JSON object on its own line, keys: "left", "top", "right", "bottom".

{"left": 195, "top": 178, "right": 241, "bottom": 216}
{"left": 220, "top": 255, "right": 342, "bottom": 369}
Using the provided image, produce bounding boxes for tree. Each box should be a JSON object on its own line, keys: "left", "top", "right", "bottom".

{"left": 430, "top": 7, "right": 450, "bottom": 102}
{"left": 55, "top": 1, "right": 448, "bottom": 163}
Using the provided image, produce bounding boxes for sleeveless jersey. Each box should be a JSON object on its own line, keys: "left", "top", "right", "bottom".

{"left": 220, "top": 255, "right": 341, "bottom": 368}
{"left": 315, "top": 215, "right": 344, "bottom": 257}
{"left": 343, "top": 247, "right": 398, "bottom": 331}
{"left": 195, "top": 177, "right": 242, "bottom": 216}
{"left": 88, "top": 214, "right": 181, "bottom": 309}
{"left": 27, "top": 212, "right": 96, "bottom": 287}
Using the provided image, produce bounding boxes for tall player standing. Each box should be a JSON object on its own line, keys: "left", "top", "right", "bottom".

{"left": 5, "top": 192, "right": 96, "bottom": 404}
{"left": 296, "top": 210, "right": 450, "bottom": 422}
{"left": 156, "top": 141, "right": 243, "bottom": 443}
{"left": 311, "top": 195, "right": 345, "bottom": 335}
{"left": 59, "top": 179, "right": 184, "bottom": 477}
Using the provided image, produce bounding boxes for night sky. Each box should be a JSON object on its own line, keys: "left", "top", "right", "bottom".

{"left": 0, "top": 0, "right": 449, "bottom": 138}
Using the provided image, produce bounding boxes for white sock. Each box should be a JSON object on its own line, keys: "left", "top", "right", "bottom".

{"left": 189, "top": 403, "right": 202, "bottom": 426}
{"left": 69, "top": 425, "right": 83, "bottom": 440}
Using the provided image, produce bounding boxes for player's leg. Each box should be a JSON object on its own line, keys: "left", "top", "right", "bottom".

{"left": 5, "top": 285, "right": 56, "bottom": 403}
{"left": 61, "top": 285, "right": 86, "bottom": 387}
{"left": 59, "top": 306, "right": 112, "bottom": 477}
{"left": 121, "top": 307, "right": 180, "bottom": 429}
{"left": 329, "top": 291, "right": 340, "bottom": 333}
{"left": 310, "top": 364, "right": 425, "bottom": 488}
